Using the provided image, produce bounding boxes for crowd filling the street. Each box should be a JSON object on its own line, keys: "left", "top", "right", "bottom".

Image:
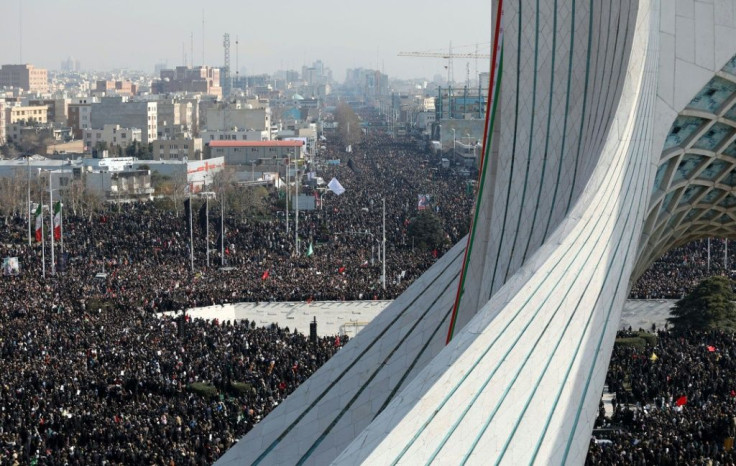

{"left": 0, "top": 129, "right": 475, "bottom": 464}
{"left": 587, "top": 328, "right": 736, "bottom": 465}
{"left": 4, "top": 126, "right": 736, "bottom": 463}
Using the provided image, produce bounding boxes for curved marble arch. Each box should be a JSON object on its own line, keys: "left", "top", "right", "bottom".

{"left": 635, "top": 56, "right": 736, "bottom": 279}
{"left": 216, "top": 1, "right": 736, "bottom": 465}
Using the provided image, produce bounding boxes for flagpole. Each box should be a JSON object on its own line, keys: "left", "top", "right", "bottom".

{"left": 382, "top": 197, "right": 386, "bottom": 290}
{"left": 49, "top": 172, "right": 55, "bottom": 276}
{"left": 60, "top": 163, "right": 65, "bottom": 255}
{"left": 206, "top": 194, "right": 210, "bottom": 268}
{"left": 220, "top": 186, "right": 225, "bottom": 266}
{"left": 188, "top": 185, "right": 194, "bottom": 273}
{"left": 41, "top": 196, "right": 45, "bottom": 279}
{"left": 60, "top": 197, "right": 64, "bottom": 255}
{"left": 295, "top": 158, "right": 299, "bottom": 256}
{"left": 286, "top": 154, "right": 290, "bottom": 235}
{"left": 27, "top": 155, "right": 31, "bottom": 246}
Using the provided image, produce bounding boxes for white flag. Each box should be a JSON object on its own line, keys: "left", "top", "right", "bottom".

{"left": 328, "top": 178, "right": 345, "bottom": 196}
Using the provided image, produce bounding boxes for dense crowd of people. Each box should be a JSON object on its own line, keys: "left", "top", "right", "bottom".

{"left": 0, "top": 127, "right": 476, "bottom": 464}
{"left": 0, "top": 311, "right": 342, "bottom": 465}
{"left": 630, "top": 238, "right": 736, "bottom": 299}
{"left": 587, "top": 329, "right": 736, "bottom": 465}
{"left": 2, "top": 132, "right": 474, "bottom": 314}
{"left": 4, "top": 113, "right": 736, "bottom": 463}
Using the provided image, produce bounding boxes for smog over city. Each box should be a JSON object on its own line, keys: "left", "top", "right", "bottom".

{"left": 0, "top": 0, "right": 491, "bottom": 80}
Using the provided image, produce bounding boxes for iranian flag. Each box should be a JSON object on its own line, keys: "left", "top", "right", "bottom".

{"left": 34, "top": 204, "right": 43, "bottom": 242}
{"left": 53, "top": 201, "right": 62, "bottom": 241}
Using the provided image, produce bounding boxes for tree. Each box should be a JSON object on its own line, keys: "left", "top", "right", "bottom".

{"left": 0, "top": 168, "right": 25, "bottom": 222}
{"left": 407, "top": 210, "right": 445, "bottom": 250}
{"left": 170, "top": 171, "right": 189, "bottom": 217}
{"left": 668, "top": 276, "right": 736, "bottom": 332}
{"left": 335, "top": 103, "right": 362, "bottom": 148}
{"left": 228, "top": 186, "right": 270, "bottom": 220}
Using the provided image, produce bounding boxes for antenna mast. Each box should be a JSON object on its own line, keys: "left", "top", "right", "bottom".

{"left": 18, "top": 0, "right": 22, "bottom": 63}
{"left": 223, "top": 33, "right": 231, "bottom": 99}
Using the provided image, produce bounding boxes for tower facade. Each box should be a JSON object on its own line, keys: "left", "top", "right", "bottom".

{"left": 217, "top": 1, "right": 736, "bottom": 464}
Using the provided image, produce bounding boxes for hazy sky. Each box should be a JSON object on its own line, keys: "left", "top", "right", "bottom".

{"left": 0, "top": 0, "right": 492, "bottom": 81}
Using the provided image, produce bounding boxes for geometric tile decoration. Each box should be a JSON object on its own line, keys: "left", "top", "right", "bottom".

{"left": 638, "top": 59, "right": 736, "bottom": 275}
{"left": 216, "top": 1, "right": 736, "bottom": 464}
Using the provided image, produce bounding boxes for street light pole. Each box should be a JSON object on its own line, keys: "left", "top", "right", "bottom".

{"left": 27, "top": 156, "right": 31, "bottom": 246}
{"left": 382, "top": 197, "right": 386, "bottom": 290}
{"left": 451, "top": 128, "right": 456, "bottom": 158}
{"left": 60, "top": 161, "right": 65, "bottom": 256}
{"left": 220, "top": 184, "right": 225, "bottom": 267}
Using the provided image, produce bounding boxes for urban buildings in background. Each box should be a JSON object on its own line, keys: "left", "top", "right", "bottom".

{"left": 0, "top": 48, "right": 489, "bottom": 198}
{"left": 0, "top": 64, "right": 49, "bottom": 93}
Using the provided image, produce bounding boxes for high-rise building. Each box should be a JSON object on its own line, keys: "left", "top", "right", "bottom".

{"left": 95, "top": 80, "right": 137, "bottom": 97}
{"left": 152, "top": 66, "right": 222, "bottom": 98}
{"left": 216, "top": 2, "right": 736, "bottom": 466}
{"left": 60, "top": 57, "right": 81, "bottom": 72}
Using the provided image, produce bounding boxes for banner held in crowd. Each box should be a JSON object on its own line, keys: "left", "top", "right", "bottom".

{"left": 328, "top": 178, "right": 345, "bottom": 196}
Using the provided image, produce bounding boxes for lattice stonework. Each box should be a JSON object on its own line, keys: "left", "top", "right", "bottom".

{"left": 638, "top": 55, "right": 736, "bottom": 277}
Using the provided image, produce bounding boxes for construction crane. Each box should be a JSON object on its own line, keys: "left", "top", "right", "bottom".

{"left": 398, "top": 44, "right": 491, "bottom": 85}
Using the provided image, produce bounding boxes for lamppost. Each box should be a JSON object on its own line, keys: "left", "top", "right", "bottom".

{"left": 382, "top": 197, "right": 386, "bottom": 290}
{"left": 451, "top": 128, "right": 456, "bottom": 158}
{"left": 27, "top": 155, "right": 31, "bottom": 246}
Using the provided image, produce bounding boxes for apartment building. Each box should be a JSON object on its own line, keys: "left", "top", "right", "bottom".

{"left": 84, "top": 124, "right": 141, "bottom": 152}
{"left": 0, "top": 64, "right": 49, "bottom": 93}
{"left": 5, "top": 105, "right": 48, "bottom": 124}
{"left": 152, "top": 66, "right": 222, "bottom": 98}
{"left": 90, "top": 97, "right": 157, "bottom": 143}
{"left": 95, "top": 80, "right": 138, "bottom": 96}
{"left": 152, "top": 137, "right": 202, "bottom": 160}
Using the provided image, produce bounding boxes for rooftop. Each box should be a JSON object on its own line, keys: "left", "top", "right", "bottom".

{"left": 208, "top": 140, "right": 304, "bottom": 148}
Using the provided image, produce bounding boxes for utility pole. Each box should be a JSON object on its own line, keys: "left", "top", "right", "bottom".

{"left": 382, "top": 197, "right": 386, "bottom": 290}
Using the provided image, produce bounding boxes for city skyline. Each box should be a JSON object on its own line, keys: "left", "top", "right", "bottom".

{"left": 0, "top": 0, "right": 492, "bottom": 81}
